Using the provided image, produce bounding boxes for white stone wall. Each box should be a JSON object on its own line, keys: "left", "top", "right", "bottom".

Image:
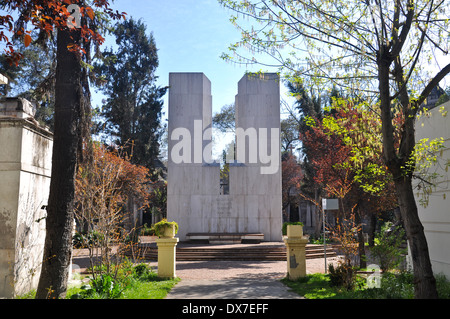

{"left": 415, "top": 100, "right": 450, "bottom": 279}
{"left": 167, "top": 73, "right": 282, "bottom": 242}
{"left": 0, "top": 100, "right": 52, "bottom": 298}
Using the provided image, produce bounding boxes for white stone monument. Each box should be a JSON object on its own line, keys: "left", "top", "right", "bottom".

{"left": 167, "top": 73, "right": 282, "bottom": 242}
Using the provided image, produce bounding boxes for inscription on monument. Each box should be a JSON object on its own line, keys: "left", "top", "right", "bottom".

{"left": 216, "top": 197, "right": 231, "bottom": 217}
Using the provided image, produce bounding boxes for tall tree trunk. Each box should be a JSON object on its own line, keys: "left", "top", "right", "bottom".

{"left": 355, "top": 209, "right": 366, "bottom": 269}
{"left": 395, "top": 177, "right": 437, "bottom": 299}
{"left": 378, "top": 55, "right": 438, "bottom": 299}
{"left": 368, "top": 213, "right": 377, "bottom": 247}
{"left": 36, "top": 28, "right": 81, "bottom": 299}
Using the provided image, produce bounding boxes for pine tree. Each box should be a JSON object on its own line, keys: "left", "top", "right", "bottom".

{"left": 95, "top": 18, "right": 167, "bottom": 174}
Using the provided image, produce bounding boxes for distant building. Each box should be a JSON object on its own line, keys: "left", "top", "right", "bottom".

{"left": 421, "top": 85, "right": 447, "bottom": 110}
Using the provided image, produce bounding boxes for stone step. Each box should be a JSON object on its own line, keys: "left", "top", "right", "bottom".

{"left": 186, "top": 233, "right": 265, "bottom": 244}
{"left": 134, "top": 244, "right": 337, "bottom": 261}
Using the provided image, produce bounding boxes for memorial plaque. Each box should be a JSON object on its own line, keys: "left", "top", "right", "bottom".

{"left": 216, "top": 197, "right": 231, "bottom": 217}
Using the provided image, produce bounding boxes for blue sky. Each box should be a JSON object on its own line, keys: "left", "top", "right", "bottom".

{"left": 94, "top": 0, "right": 288, "bottom": 116}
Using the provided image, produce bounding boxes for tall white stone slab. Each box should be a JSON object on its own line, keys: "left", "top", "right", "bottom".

{"left": 167, "top": 73, "right": 282, "bottom": 242}
{"left": 232, "top": 73, "right": 282, "bottom": 241}
{"left": 167, "top": 73, "right": 217, "bottom": 240}
{"left": 0, "top": 98, "right": 53, "bottom": 298}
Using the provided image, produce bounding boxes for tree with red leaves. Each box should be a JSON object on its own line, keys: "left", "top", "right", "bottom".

{"left": 1, "top": 1, "right": 125, "bottom": 298}
{"left": 301, "top": 101, "right": 398, "bottom": 268}
{"left": 75, "top": 142, "right": 149, "bottom": 278}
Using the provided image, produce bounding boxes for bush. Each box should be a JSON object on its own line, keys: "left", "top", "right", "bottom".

{"left": 72, "top": 231, "right": 104, "bottom": 249}
{"left": 436, "top": 273, "right": 450, "bottom": 298}
{"left": 73, "top": 274, "right": 124, "bottom": 299}
{"left": 370, "top": 222, "right": 407, "bottom": 272}
{"left": 328, "top": 263, "right": 356, "bottom": 290}
{"left": 73, "top": 232, "right": 85, "bottom": 249}
{"left": 132, "top": 263, "right": 158, "bottom": 281}
{"left": 71, "top": 262, "right": 161, "bottom": 299}
{"left": 140, "top": 223, "right": 155, "bottom": 236}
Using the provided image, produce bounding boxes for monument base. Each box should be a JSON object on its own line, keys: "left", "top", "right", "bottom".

{"left": 186, "top": 232, "right": 264, "bottom": 244}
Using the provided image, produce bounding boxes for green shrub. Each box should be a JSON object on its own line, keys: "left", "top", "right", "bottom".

{"left": 72, "top": 231, "right": 104, "bottom": 249}
{"left": 370, "top": 222, "right": 407, "bottom": 272}
{"left": 436, "top": 273, "right": 450, "bottom": 298}
{"left": 282, "top": 222, "right": 304, "bottom": 236}
{"left": 73, "top": 274, "right": 124, "bottom": 299}
{"left": 73, "top": 232, "right": 85, "bottom": 248}
{"left": 132, "top": 263, "right": 158, "bottom": 281}
{"left": 140, "top": 223, "right": 155, "bottom": 236}
{"left": 328, "top": 263, "right": 356, "bottom": 290}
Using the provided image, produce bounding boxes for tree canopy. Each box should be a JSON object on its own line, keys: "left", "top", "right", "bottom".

{"left": 218, "top": 0, "right": 450, "bottom": 298}
{"left": 95, "top": 17, "right": 167, "bottom": 174}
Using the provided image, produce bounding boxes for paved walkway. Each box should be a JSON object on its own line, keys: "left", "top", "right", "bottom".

{"left": 165, "top": 277, "right": 304, "bottom": 299}
{"left": 163, "top": 257, "right": 339, "bottom": 299}
{"left": 72, "top": 241, "right": 341, "bottom": 299}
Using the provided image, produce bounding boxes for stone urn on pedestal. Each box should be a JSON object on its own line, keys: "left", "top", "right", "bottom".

{"left": 154, "top": 219, "right": 179, "bottom": 278}
{"left": 284, "top": 223, "right": 308, "bottom": 280}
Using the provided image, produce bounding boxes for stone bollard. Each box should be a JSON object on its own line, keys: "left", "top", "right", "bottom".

{"left": 155, "top": 224, "right": 179, "bottom": 278}
{"left": 284, "top": 225, "right": 308, "bottom": 280}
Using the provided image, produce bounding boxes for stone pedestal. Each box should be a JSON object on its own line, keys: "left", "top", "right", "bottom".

{"left": 156, "top": 237, "right": 179, "bottom": 278}
{"left": 284, "top": 225, "right": 308, "bottom": 280}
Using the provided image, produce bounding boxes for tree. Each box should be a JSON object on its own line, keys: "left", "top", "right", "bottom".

{"left": 280, "top": 115, "right": 300, "bottom": 154}
{"left": 95, "top": 18, "right": 167, "bottom": 173}
{"left": 75, "top": 141, "right": 149, "bottom": 278}
{"left": 302, "top": 100, "right": 398, "bottom": 268}
{"left": 212, "top": 103, "right": 236, "bottom": 133}
{"left": 0, "top": 32, "right": 56, "bottom": 128}
{"left": 286, "top": 79, "right": 324, "bottom": 199}
{"left": 0, "top": 0, "right": 125, "bottom": 299}
{"left": 212, "top": 102, "right": 301, "bottom": 153}
{"left": 219, "top": 0, "right": 450, "bottom": 298}
{"left": 281, "top": 152, "right": 303, "bottom": 214}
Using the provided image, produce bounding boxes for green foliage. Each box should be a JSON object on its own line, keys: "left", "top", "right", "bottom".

{"left": 436, "top": 274, "right": 450, "bottom": 299}
{"left": 282, "top": 222, "right": 304, "bottom": 236}
{"left": 281, "top": 274, "right": 335, "bottom": 299}
{"left": 94, "top": 17, "right": 167, "bottom": 173}
{"left": 282, "top": 271, "right": 416, "bottom": 299}
{"left": 140, "top": 223, "right": 155, "bottom": 236}
{"left": 120, "top": 276, "right": 180, "bottom": 299}
{"left": 435, "top": 89, "right": 450, "bottom": 107}
{"left": 370, "top": 222, "right": 407, "bottom": 273}
{"left": 73, "top": 274, "right": 124, "bottom": 299}
{"left": 132, "top": 263, "right": 156, "bottom": 280}
{"left": 411, "top": 137, "right": 447, "bottom": 207}
{"left": 69, "top": 262, "right": 179, "bottom": 299}
{"left": 148, "top": 181, "right": 168, "bottom": 220}
{"left": 153, "top": 219, "right": 179, "bottom": 237}
{"left": 212, "top": 103, "right": 236, "bottom": 133}
{"left": 328, "top": 264, "right": 356, "bottom": 290}
{"left": 72, "top": 231, "right": 104, "bottom": 249}
{"left": 0, "top": 32, "right": 56, "bottom": 129}
{"left": 308, "top": 233, "right": 333, "bottom": 245}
